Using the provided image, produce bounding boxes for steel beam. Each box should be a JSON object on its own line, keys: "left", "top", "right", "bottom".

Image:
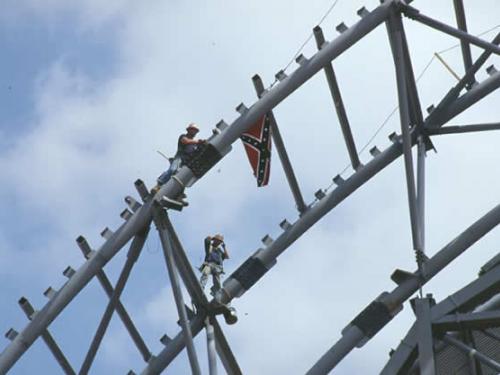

{"left": 162, "top": 214, "right": 208, "bottom": 307}
{"left": 414, "top": 297, "right": 436, "bottom": 375}
{"left": 427, "top": 70, "right": 500, "bottom": 128}
{"left": 212, "top": 318, "right": 242, "bottom": 375}
{"left": 252, "top": 75, "right": 307, "bottom": 213}
{"left": 205, "top": 318, "right": 218, "bottom": 375}
{"left": 426, "top": 32, "right": 500, "bottom": 117}
{"left": 453, "top": 0, "right": 475, "bottom": 87}
{"left": 79, "top": 230, "right": 149, "bottom": 375}
{"left": 18, "top": 298, "right": 75, "bottom": 375}
{"left": 427, "top": 122, "right": 500, "bottom": 135}
{"left": 417, "top": 137, "right": 426, "bottom": 254}
{"left": 306, "top": 204, "right": 500, "bottom": 374}
{"left": 313, "top": 26, "right": 361, "bottom": 170}
{"left": 387, "top": 9, "right": 422, "bottom": 253}
{"left": 434, "top": 310, "right": 500, "bottom": 331}
{"left": 402, "top": 5, "right": 500, "bottom": 56}
{"left": 443, "top": 334, "right": 500, "bottom": 372}
{"left": 381, "top": 262, "right": 500, "bottom": 374}
{"left": 153, "top": 207, "right": 201, "bottom": 375}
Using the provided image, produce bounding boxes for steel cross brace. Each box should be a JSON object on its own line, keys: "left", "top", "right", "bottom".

{"left": 78, "top": 229, "right": 150, "bottom": 375}
{"left": 381, "top": 263, "right": 500, "bottom": 374}
{"left": 152, "top": 205, "right": 201, "bottom": 375}
{"left": 452, "top": 0, "right": 475, "bottom": 88}
{"left": 387, "top": 8, "right": 423, "bottom": 255}
{"left": 401, "top": 4, "right": 500, "bottom": 56}
{"left": 77, "top": 236, "right": 152, "bottom": 363}
{"left": 424, "top": 32, "right": 500, "bottom": 123}
{"left": 313, "top": 26, "right": 361, "bottom": 171}
{"left": 306, "top": 204, "right": 500, "bottom": 374}
{"left": 428, "top": 122, "right": 500, "bottom": 135}
{"left": 137, "top": 209, "right": 242, "bottom": 375}
{"left": 18, "top": 298, "right": 76, "bottom": 375}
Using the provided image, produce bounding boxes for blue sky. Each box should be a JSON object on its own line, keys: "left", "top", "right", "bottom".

{"left": 1, "top": 1, "right": 499, "bottom": 374}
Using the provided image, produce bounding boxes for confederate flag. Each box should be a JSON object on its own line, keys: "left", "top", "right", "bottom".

{"left": 240, "top": 114, "right": 272, "bottom": 187}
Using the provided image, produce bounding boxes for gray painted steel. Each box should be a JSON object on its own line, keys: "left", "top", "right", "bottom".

{"left": 452, "top": 0, "right": 475, "bottom": 87}
{"left": 428, "top": 123, "right": 500, "bottom": 135}
{"left": 415, "top": 298, "right": 436, "bottom": 375}
{"left": 307, "top": 204, "right": 500, "bottom": 374}
{"left": 1, "top": 1, "right": 499, "bottom": 374}
{"left": 381, "top": 262, "right": 500, "bottom": 374}
{"left": 79, "top": 230, "right": 148, "bottom": 375}
{"left": 205, "top": 318, "right": 218, "bottom": 375}
{"left": 313, "top": 26, "right": 361, "bottom": 170}
{"left": 443, "top": 334, "right": 500, "bottom": 372}
{"left": 252, "top": 74, "right": 307, "bottom": 213}
{"left": 403, "top": 5, "right": 500, "bottom": 56}
{"left": 153, "top": 207, "right": 201, "bottom": 375}
{"left": 387, "top": 10, "right": 422, "bottom": 253}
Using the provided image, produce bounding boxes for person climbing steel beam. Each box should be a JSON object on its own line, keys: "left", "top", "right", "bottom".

{"left": 199, "top": 234, "right": 229, "bottom": 296}
{"left": 151, "top": 123, "right": 206, "bottom": 205}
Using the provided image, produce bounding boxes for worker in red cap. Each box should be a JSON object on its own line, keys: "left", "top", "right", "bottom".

{"left": 200, "top": 234, "right": 229, "bottom": 295}
{"left": 152, "top": 123, "right": 206, "bottom": 195}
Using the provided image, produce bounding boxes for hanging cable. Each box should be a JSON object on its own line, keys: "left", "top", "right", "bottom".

{"left": 268, "top": 0, "right": 342, "bottom": 89}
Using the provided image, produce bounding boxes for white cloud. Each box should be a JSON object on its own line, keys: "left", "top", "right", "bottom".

{"left": 1, "top": 0, "right": 499, "bottom": 373}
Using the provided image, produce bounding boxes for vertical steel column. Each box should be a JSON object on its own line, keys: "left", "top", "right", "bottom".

{"left": 417, "top": 137, "right": 425, "bottom": 248}
{"left": 205, "top": 318, "right": 218, "bottom": 375}
{"left": 387, "top": 9, "right": 422, "bottom": 252}
{"left": 313, "top": 26, "right": 361, "bottom": 170}
{"left": 212, "top": 319, "right": 242, "bottom": 375}
{"left": 79, "top": 230, "right": 149, "bottom": 375}
{"left": 453, "top": 0, "right": 475, "bottom": 87}
{"left": 153, "top": 207, "right": 201, "bottom": 375}
{"left": 414, "top": 297, "right": 436, "bottom": 375}
{"left": 252, "top": 75, "right": 307, "bottom": 213}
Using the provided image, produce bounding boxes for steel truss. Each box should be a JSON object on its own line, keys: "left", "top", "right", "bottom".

{"left": 1, "top": 0, "right": 500, "bottom": 374}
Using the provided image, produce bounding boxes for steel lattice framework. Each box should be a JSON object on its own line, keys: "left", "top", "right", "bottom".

{"left": 1, "top": 0, "right": 500, "bottom": 374}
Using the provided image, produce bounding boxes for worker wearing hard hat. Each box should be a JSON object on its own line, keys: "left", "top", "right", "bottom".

{"left": 152, "top": 123, "right": 206, "bottom": 195}
{"left": 200, "top": 234, "right": 229, "bottom": 296}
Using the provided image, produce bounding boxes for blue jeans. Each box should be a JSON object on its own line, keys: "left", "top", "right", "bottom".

{"left": 157, "top": 157, "right": 182, "bottom": 185}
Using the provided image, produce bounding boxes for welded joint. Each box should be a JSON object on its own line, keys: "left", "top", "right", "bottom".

{"left": 100, "top": 227, "right": 114, "bottom": 240}
{"left": 295, "top": 54, "right": 309, "bottom": 66}
{"left": 369, "top": 146, "right": 381, "bottom": 157}
{"left": 134, "top": 179, "right": 150, "bottom": 201}
{"left": 120, "top": 208, "right": 133, "bottom": 221}
{"left": 43, "top": 287, "right": 57, "bottom": 300}
{"left": 279, "top": 219, "right": 292, "bottom": 231}
{"left": 76, "top": 236, "right": 93, "bottom": 259}
{"left": 315, "top": 189, "right": 327, "bottom": 200}
{"left": 261, "top": 235, "right": 274, "bottom": 247}
{"left": 235, "top": 103, "right": 248, "bottom": 115}
{"left": 159, "top": 334, "right": 172, "bottom": 345}
{"left": 125, "top": 196, "right": 142, "bottom": 212}
{"left": 216, "top": 120, "right": 229, "bottom": 131}
{"left": 18, "top": 297, "right": 36, "bottom": 320}
{"left": 336, "top": 22, "right": 349, "bottom": 34}
{"left": 486, "top": 65, "right": 498, "bottom": 76}
{"left": 357, "top": 7, "right": 370, "bottom": 18}
{"left": 63, "top": 266, "right": 76, "bottom": 279}
{"left": 5, "top": 329, "right": 18, "bottom": 341}
{"left": 333, "top": 175, "right": 345, "bottom": 186}
{"left": 275, "top": 70, "right": 287, "bottom": 81}
{"left": 388, "top": 132, "right": 401, "bottom": 144}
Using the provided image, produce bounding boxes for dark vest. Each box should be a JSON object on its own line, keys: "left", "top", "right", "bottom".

{"left": 206, "top": 246, "right": 225, "bottom": 265}
{"left": 176, "top": 134, "right": 198, "bottom": 163}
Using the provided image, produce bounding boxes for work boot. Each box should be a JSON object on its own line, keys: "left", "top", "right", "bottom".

{"left": 151, "top": 185, "right": 160, "bottom": 195}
